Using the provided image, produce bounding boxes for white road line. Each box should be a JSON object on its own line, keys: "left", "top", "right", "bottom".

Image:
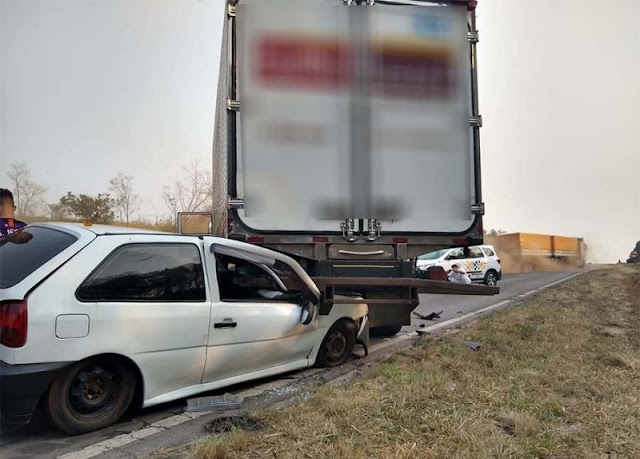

{"left": 57, "top": 413, "right": 209, "bottom": 459}
{"left": 58, "top": 272, "right": 583, "bottom": 459}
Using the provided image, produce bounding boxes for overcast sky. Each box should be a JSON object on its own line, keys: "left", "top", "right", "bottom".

{"left": 1, "top": 0, "right": 638, "bottom": 262}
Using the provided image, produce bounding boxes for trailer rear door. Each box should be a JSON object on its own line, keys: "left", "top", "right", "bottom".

{"left": 235, "top": 0, "right": 476, "bottom": 235}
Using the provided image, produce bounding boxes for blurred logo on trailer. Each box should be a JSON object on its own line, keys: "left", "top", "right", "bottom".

{"left": 413, "top": 12, "right": 452, "bottom": 39}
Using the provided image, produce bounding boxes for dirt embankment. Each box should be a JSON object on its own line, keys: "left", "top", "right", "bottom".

{"left": 485, "top": 235, "right": 582, "bottom": 274}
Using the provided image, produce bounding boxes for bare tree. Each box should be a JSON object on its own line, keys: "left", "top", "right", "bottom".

{"left": 109, "top": 173, "right": 140, "bottom": 226}
{"left": 162, "top": 160, "right": 212, "bottom": 220}
{"left": 6, "top": 161, "right": 48, "bottom": 217}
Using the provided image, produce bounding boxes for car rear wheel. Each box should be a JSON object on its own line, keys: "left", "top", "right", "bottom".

{"left": 46, "top": 356, "right": 135, "bottom": 435}
{"left": 316, "top": 320, "right": 356, "bottom": 368}
{"left": 484, "top": 270, "right": 498, "bottom": 286}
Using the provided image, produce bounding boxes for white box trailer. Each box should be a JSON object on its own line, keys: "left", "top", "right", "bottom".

{"left": 203, "top": 0, "right": 486, "bottom": 334}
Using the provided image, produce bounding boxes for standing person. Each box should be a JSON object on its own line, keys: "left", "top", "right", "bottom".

{"left": 448, "top": 264, "right": 472, "bottom": 285}
{"left": 0, "top": 188, "right": 27, "bottom": 237}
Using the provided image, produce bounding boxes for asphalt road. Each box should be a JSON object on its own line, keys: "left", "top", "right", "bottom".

{"left": 0, "top": 271, "right": 578, "bottom": 459}
{"left": 411, "top": 271, "right": 579, "bottom": 325}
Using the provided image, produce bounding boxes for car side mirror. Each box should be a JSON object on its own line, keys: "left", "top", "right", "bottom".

{"left": 300, "top": 300, "right": 315, "bottom": 325}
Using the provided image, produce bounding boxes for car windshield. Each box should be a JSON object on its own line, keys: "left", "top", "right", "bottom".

{"left": 418, "top": 249, "right": 449, "bottom": 261}
{"left": 0, "top": 226, "right": 77, "bottom": 289}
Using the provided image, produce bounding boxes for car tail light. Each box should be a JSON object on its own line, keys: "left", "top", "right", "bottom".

{"left": 497, "top": 258, "right": 501, "bottom": 265}
{"left": 227, "top": 218, "right": 234, "bottom": 234}
{"left": 247, "top": 236, "right": 265, "bottom": 244}
{"left": 0, "top": 300, "right": 28, "bottom": 348}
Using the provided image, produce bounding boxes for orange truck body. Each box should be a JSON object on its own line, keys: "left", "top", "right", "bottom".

{"left": 494, "top": 233, "right": 585, "bottom": 265}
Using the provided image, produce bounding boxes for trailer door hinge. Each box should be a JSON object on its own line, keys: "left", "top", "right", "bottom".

{"left": 227, "top": 4, "right": 237, "bottom": 17}
{"left": 467, "top": 31, "right": 479, "bottom": 44}
{"left": 227, "top": 99, "right": 240, "bottom": 111}
{"left": 229, "top": 198, "right": 244, "bottom": 209}
{"left": 469, "top": 115, "right": 483, "bottom": 127}
{"left": 471, "top": 203, "right": 485, "bottom": 215}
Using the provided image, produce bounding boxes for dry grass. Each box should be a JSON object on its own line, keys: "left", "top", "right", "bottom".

{"left": 176, "top": 265, "right": 640, "bottom": 459}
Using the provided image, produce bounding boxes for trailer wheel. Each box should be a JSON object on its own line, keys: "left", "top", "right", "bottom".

{"left": 316, "top": 320, "right": 356, "bottom": 368}
{"left": 370, "top": 325, "right": 403, "bottom": 337}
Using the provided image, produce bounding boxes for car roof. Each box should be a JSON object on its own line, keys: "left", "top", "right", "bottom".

{"left": 31, "top": 222, "right": 172, "bottom": 236}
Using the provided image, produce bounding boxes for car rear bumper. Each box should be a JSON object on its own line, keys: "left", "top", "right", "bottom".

{"left": 0, "top": 360, "right": 71, "bottom": 424}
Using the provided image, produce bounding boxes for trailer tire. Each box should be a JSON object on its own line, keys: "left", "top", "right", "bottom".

{"left": 370, "top": 325, "right": 403, "bottom": 337}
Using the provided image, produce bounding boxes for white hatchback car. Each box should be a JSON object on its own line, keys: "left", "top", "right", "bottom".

{"left": 416, "top": 245, "right": 502, "bottom": 286}
{"left": 0, "top": 223, "right": 367, "bottom": 434}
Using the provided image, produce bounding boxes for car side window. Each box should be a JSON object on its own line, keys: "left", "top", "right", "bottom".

{"left": 77, "top": 243, "right": 206, "bottom": 302}
{"left": 483, "top": 247, "right": 496, "bottom": 257}
{"left": 446, "top": 248, "right": 464, "bottom": 260}
{"left": 469, "top": 247, "right": 485, "bottom": 259}
{"left": 215, "top": 253, "right": 293, "bottom": 302}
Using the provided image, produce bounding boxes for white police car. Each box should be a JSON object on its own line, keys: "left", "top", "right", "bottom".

{"left": 416, "top": 245, "right": 502, "bottom": 286}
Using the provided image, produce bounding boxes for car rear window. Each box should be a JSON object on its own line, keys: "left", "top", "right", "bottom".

{"left": 0, "top": 227, "right": 78, "bottom": 289}
{"left": 483, "top": 247, "right": 496, "bottom": 257}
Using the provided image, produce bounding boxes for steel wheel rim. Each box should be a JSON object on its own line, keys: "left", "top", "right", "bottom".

{"left": 324, "top": 331, "right": 347, "bottom": 363}
{"left": 68, "top": 364, "right": 120, "bottom": 419}
{"left": 487, "top": 273, "right": 497, "bottom": 286}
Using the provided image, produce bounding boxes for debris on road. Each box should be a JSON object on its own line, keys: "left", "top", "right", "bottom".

{"left": 413, "top": 310, "right": 444, "bottom": 321}
{"left": 186, "top": 393, "right": 244, "bottom": 412}
{"left": 205, "top": 415, "right": 265, "bottom": 434}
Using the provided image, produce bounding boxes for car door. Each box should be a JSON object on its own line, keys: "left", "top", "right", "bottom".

{"left": 442, "top": 247, "right": 464, "bottom": 271}
{"left": 201, "top": 242, "right": 317, "bottom": 385}
{"left": 462, "top": 246, "right": 487, "bottom": 281}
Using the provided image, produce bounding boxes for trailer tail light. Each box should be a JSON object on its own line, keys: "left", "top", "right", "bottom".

{"left": 0, "top": 300, "right": 28, "bottom": 348}
{"left": 247, "top": 236, "right": 265, "bottom": 244}
{"left": 313, "top": 236, "right": 329, "bottom": 243}
{"left": 393, "top": 238, "right": 408, "bottom": 244}
{"left": 227, "top": 218, "right": 234, "bottom": 235}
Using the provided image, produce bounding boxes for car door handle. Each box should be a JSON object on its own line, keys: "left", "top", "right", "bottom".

{"left": 214, "top": 320, "right": 237, "bottom": 329}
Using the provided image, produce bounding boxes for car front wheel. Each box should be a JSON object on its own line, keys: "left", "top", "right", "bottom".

{"left": 484, "top": 270, "right": 498, "bottom": 286}
{"left": 46, "top": 356, "right": 136, "bottom": 435}
{"left": 316, "top": 320, "right": 356, "bottom": 368}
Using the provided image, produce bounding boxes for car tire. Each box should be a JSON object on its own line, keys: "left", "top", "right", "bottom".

{"left": 46, "top": 356, "right": 136, "bottom": 435}
{"left": 316, "top": 320, "right": 356, "bottom": 368}
{"left": 484, "top": 270, "right": 498, "bottom": 286}
{"left": 370, "top": 325, "right": 403, "bottom": 337}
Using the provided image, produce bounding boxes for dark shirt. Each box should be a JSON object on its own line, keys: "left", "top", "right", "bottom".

{"left": 0, "top": 218, "right": 27, "bottom": 237}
